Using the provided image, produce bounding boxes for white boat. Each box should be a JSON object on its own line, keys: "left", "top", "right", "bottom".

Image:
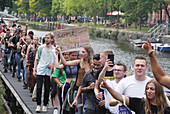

{"left": 0, "top": 11, "right": 19, "bottom": 22}
{"left": 132, "top": 39, "right": 143, "bottom": 47}
{"left": 158, "top": 44, "right": 170, "bottom": 52}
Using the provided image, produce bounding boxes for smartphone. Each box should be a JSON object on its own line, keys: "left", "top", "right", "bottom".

{"left": 108, "top": 54, "right": 114, "bottom": 67}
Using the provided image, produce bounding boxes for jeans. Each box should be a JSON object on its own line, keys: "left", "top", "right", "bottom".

{"left": 23, "top": 59, "right": 28, "bottom": 84}
{"left": 15, "top": 53, "right": 22, "bottom": 78}
{"left": 36, "top": 75, "right": 50, "bottom": 106}
{"left": 2, "top": 51, "right": 10, "bottom": 68}
{"left": 73, "top": 90, "right": 83, "bottom": 114}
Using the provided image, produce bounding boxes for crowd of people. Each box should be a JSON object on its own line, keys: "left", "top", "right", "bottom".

{"left": 0, "top": 19, "right": 170, "bottom": 114}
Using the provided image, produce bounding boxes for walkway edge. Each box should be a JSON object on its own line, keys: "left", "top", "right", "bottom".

{"left": 0, "top": 72, "right": 32, "bottom": 114}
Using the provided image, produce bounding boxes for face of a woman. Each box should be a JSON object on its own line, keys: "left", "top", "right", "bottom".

{"left": 81, "top": 48, "right": 88, "bottom": 59}
{"left": 69, "top": 52, "right": 78, "bottom": 60}
{"left": 33, "top": 37, "right": 38, "bottom": 44}
{"left": 146, "top": 82, "right": 156, "bottom": 100}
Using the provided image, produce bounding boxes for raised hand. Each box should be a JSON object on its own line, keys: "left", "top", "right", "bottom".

{"left": 100, "top": 78, "right": 108, "bottom": 88}
{"left": 142, "top": 38, "right": 155, "bottom": 55}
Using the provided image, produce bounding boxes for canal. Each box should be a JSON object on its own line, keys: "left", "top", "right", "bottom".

{"left": 22, "top": 24, "right": 170, "bottom": 77}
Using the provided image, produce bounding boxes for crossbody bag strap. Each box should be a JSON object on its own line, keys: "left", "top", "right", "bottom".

{"left": 122, "top": 95, "right": 126, "bottom": 105}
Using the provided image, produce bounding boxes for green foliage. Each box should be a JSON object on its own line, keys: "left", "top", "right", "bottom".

{"left": 0, "top": 75, "right": 6, "bottom": 113}
{"left": 51, "top": 0, "right": 63, "bottom": 17}
{"left": 121, "top": 32, "right": 125, "bottom": 36}
{"left": 102, "top": 31, "right": 108, "bottom": 38}
{"left": 109, "top": 30, "right": 112, "bottom": 33}
{"left": 94, "top": 30, "right": 102, "bottom": 37}
{"left": 15, "top": 0, "right": 30, "bottom": 14}
{"left": 89, "top": 28, "right": 96, "bottom": 35}
{"left": 136, "top": 34, "right": 140, "bottom": 39}
{"left": 111, "top": 30, "right": 119, "bottom": 38}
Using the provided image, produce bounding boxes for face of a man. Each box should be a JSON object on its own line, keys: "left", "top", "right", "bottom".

{"left": 114, "top": 65, "right": 126, "bottom": 79}
{"left": 92, "top": 59, "right": 102, "bottom": 69}
{"left": 99, "top": 53, "right": 106, "bottom": 66}
{"left": 6, "top": 30, "right": 10, "bottom": 36}
{"left": 133, "top": 59, "right": 147, "bottom": 77}
{"left": 45, "top": 35, "right": 51, "bottom": 45}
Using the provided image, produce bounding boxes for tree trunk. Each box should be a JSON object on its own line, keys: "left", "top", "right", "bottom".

{"left": 139, "top": 18, "right": 141, "bottom": 30}
{"left": 164, "top": 3, "right": 170, "bottom": 23}
{"left": 135, "top": 22, "right": 137, "bottom": 29}
{"left": 159, "top": 3, "right": 162, "bottom": 24}
{"left": 94, "top": 16, "right": 97, "bottom": 25}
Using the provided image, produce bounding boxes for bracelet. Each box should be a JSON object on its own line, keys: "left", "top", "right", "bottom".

{"left": 59, "top": 84, "right": 63, "bottom": 88}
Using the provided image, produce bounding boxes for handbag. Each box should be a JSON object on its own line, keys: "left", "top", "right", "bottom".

{"left": 118, "top": 95, "right": 132, "bottom": 114}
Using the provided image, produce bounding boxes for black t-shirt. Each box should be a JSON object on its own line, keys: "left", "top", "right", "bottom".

{"left": 129, "top": 97, "right": 170, "bottom": 114}
{"left": 4, "top": 35, "right": 11, "bottom": 49}
{"left": 94, "top": 67, "right": 113, "bottom": 80}
{"left": 16, "top": 41, "right": 25, "bottom": 54}
{"left": 11, "top": 36, "right": 20, "bottom": 50}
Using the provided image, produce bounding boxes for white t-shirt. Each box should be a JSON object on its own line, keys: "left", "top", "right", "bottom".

{"left": 36, "top": 45, "right": 56, "bottom": 76}
{"left": 101, "top": 80, "right": 119, "bottom": 113}
{"left": 115, "top": 75, "right": 152, "bottom": 98}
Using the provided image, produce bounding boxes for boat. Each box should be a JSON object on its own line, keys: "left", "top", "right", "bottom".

{"left": 0, "top": 11, "right": 19, "bottom": 22}
{"left": 158, "top": 44, "right": 170, "bottom": 52}
{"left": 132, "top": 39, "right": 143, "bottom": 47}
{"left": 150, "top": 38, "right": 163, "bottom": 50}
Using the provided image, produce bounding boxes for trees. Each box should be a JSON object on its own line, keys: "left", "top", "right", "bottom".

{"left": 15, "top": 0, "right": 29, "bottom": 14}
{"left": 120, "top": 0, "right": 153, "bottom": 30}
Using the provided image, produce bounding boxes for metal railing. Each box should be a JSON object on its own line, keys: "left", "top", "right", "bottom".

{"left": 148, "top": 24, "right": 166, "bottom": 39}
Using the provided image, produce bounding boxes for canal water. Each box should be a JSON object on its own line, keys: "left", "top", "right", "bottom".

{"left": 21, "top": 24, "right": 170, "bottom": 77}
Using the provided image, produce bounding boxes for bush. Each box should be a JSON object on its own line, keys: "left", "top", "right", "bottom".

{"left": 136, "top": 34, "right": 140, "bottom": 39}
{"left": 102, "top": 32, "right": 108, "bottom": 38}
{"left": 111, "top": 30, "right": 119, "bottom": 38}
{"left": 121, "top": 32, "right": 125, "bottom": 36}
{"left": 89, "top": 28, "right": 96, "bottom": 35}
{"left": 109, "top": 30, "right": 112, "bottom": 33}
{"left": 94, "top": 30, "right": 102, "bottom": 37}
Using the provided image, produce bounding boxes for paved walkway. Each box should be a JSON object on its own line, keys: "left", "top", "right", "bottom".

{"left": 0, "top": 62, "right": 54, "bottom": 114}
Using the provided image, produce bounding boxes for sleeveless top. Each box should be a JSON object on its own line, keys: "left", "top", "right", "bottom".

{"left": 64, "top": 65, "right": 77, "bottom": 78}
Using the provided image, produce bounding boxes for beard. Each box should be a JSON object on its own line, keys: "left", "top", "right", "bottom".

{"left": 92, "top": 68, "right": 99, "bottom": 75}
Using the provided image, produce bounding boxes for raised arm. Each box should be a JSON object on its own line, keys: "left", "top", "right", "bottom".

{"left": 54, "top": 52, "right": 64, "bottom": 69}
{"left": 56, "top": 46, "right": 80, "bottom": 66}
{"left": 101, "top": 78, "right": 129, "bottom": 106}
{"left": 142, "top": 38, "right": 170, "bottom": 89}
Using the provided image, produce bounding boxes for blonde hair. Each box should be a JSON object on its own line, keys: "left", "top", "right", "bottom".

{"left": 80, "top": 46, "right": 94, "bottom": 70}
{"left": 145, "top": 79, "right": 168, "bottom": 114}
{"left": 101, "top": 50, "right": 113, "bottom": 58}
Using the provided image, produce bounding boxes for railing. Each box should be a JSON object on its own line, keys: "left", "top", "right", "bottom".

{"left": 148, "top": 24, "right": 166, "bottom": 39}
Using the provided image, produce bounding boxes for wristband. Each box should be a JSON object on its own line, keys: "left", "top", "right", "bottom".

{"left": 59, "top": 84, "right": 63, "bottom": 88}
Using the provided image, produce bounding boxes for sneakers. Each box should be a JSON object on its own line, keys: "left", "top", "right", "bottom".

{"left": 35, "top": 105, "right": 41, "bottom": 113}
{"left": 53, "top": 109, "right": 59, "bottom": 114}
{"left": 42, "top": 106, "right": 47, "bottom": 112}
